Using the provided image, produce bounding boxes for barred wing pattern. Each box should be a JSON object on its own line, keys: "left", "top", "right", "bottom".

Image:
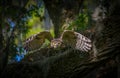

{"left": 23, "top": 31, "right": 53, "bottom": 51}
{"left": 61, "top": 30, "right": 92, "bottom": 52}
{"left": 74, "top": 32, "right": 92, "bottom": 52}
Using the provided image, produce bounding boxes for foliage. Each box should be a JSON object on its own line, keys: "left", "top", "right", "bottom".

{"left": 67, "top": 12, "right": 89, "bottom": 32}
{"left": 0, "top": 0, "right": 49, "bottom": 64}
{"left": 23, "top": 2, "right": 45, "bottom": 39}
{"left": 41, "top": 39, "right": 51, "bottom": 48}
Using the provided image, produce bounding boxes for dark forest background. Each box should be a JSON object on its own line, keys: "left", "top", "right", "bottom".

{"left": 0, "top": 0, "right": 120, "bottom": 78}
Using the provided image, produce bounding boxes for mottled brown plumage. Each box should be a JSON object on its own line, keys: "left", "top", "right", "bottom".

{"left": 24, "top": 30, "right": 92, "bottom": 52}
{"left": 23, "top": 31, "right": 53, "bottom": 51}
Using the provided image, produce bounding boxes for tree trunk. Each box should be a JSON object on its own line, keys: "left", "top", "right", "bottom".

{"left": 43, "top": 0, "right": 83, "bottom": 38}
{"left": 0, "top": 5, "right": 5, "bottom": 75}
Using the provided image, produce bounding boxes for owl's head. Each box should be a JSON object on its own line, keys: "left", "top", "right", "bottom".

{"left": 50, "top": 38, "right": 63, "bottom": 49}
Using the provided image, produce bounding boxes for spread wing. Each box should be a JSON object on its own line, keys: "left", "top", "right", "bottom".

{"left": 61, "top": 30, "right": 92, "bottom": 52}
{"left": 23, "top": 31, "right": 53, "bottom": 51}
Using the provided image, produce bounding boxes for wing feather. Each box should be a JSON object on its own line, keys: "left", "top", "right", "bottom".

{"left": 62, "top": 30, "right": 92, "bottom": 52}
{"left": 23, "top": 31, "right": 53, "bottom": 51}
{"left": 75, "top": 32, "right": 92, "bottom": 52}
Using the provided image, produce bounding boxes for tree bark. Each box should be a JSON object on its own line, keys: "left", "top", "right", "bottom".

{"left": 43, "top": 0, "right": 83, "bottom": 38}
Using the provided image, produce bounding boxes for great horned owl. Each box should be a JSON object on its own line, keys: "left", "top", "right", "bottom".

{"left": 23, "top": 31, "right": 53, "bottom": 51}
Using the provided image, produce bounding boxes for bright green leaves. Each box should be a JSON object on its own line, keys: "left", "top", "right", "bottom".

{"left": 67, "top": 12, "right": 89, "bottom": 32}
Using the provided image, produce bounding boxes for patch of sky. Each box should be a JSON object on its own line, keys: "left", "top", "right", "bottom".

{"left": 7, "top": 18, "right": 15, "bottom": 28}
{"left": 13, "top": 46, "right": 27, "bottom": 62}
